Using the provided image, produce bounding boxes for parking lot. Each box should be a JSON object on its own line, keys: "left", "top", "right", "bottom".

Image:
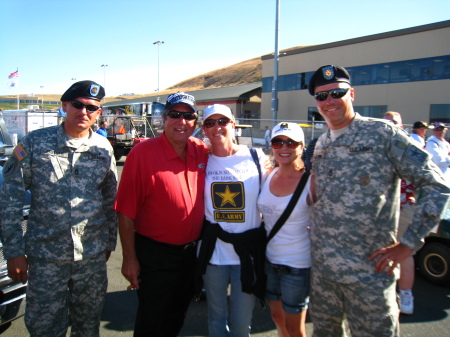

{"left": 1, "top": 157, "right": 450, "bottom": 336}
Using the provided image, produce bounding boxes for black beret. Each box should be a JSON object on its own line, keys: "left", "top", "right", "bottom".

{"left": 308, "top": 65, "right": 351, "bottom": 95}
{"left": 61, "top": 80, "right": 105, "bottom": 102}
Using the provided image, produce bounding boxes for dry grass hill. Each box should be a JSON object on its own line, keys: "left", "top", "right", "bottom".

{"left": 167, "top": 57, "right": 262, "bottom": 91}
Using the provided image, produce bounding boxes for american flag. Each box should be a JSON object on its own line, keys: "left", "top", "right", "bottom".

{"left": 8, "top": 70, "right": 18, "bottom": 79}
{"left": 13, "top": 144, "right": 27, "bottom": 161}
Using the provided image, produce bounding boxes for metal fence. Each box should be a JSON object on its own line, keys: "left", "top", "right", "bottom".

{"left": 233, "top": 118, "right": 328, "bottom": 145}
{"left": 233, "top": 118, "right": 416, "bottom": 146}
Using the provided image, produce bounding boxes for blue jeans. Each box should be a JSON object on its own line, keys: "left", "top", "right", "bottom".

{"left": 203, "top": 264, "right": 256, "bottom": 337}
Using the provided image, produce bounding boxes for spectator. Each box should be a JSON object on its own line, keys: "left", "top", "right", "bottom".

{"left": 411, "top": 121, "right": 430, "bottom": 148}
{"left": 383, "top": 111, "right": 402, "bottom": 126}
{"left": 0, "top": 80, "right": 117, "bottom": 336}
{"left": 258, "top": 122, "right": 313, "bottom": 337}
{"left": 114, "top": 92, "right": 209, "bottom": 337}
{"left": 97, "top": 120, "right": 108, "bottom": 137}
{"left": 383, "top": 111, "right": 416, "bottom": 315}
{"left": 265, "top": 126, "right": 271, "bottom": 150}
{"left": 196, "top": 104, "right": 267, "bottom": 337}
{"left": 425, "top": 122, "right": 450, "bottom": 181}
{"left": 307, "top": 65, "right": 450, "bottom": 336}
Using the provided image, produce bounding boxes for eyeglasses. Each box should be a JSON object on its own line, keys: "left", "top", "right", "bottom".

{"left": 165, "top": 110, "right": 198, "bottom": 121}
{"left": 271, "top": 138, "right": 300, "bottom": 149}
{"left": 70, "top": 100, "right": 100, "bottom": 112}
{"left": 203, "top": 118, "right": 231, "bottom": 128}
{"left": 314, "top": 88, "right": 350, "bottom": 101}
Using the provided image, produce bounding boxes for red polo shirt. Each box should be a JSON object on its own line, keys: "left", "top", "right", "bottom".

{"left": 114, "top": 133, "right": 209, "bottom": 245}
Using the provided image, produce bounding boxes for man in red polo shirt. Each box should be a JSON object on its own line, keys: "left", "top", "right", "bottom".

{"left": 114, "top": 92, "right": 209, "bottom": 337}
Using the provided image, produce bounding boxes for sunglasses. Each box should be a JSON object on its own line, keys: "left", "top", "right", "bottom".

{"left": 203, "top": 118, "right": 231, "bottom": 128}
{"left": 70, "top": 100, "right": 100, "bottom": 112}
{"left": 166, "top": 110, "right": 197, "bottom": 121}
{"left": 271, "top": 138, "right": 301, "bottom": 149}
{"left": 314, "top": 88, "right": 350, "bottom": 101}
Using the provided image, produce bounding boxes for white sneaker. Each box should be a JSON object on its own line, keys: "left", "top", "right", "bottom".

{"left": 399, "top": 290, "right": 414, "bottom": 315}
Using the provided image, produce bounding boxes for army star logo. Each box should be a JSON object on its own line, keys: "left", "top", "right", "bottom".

{"left": 216, "top": 185, "right": 240, "bottom": 207}
{"left": 406, "top": 146, "right": 427, "bottom": 164}
{"left": 211, "top": 182, "right": 245, "bottom": 210}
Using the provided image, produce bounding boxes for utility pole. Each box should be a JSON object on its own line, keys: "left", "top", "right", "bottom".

{"left": 101, "top": 64, "right": 108, "bottom": 88}
{"left": 271, "top": 0, "right": 280, "bottom": 123}
{"left": 40, "top": 86, "right": 44, "bottom": 108}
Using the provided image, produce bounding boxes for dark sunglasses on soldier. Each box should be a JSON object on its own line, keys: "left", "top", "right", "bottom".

{"left": 314, "top": 88, "right": 350, "bottom": 102}
{"left": 271, "top": 138, "right": 300, "bottom": 149}
{"left": 70, "top": 100, "right": 100, "bottom": 112}
{"left": 166, "top": 110, "right": 198, "bottom": 121}
{"left": 203, "top": 118, "right": 231, "bottom": 128}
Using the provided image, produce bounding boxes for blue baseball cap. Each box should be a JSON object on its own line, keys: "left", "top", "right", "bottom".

{"left": 164, "top": 92, "right": 196, "bottom": 112}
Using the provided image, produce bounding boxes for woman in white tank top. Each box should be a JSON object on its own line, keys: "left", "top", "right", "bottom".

{"left": 257, "top": 122, "right": 314, "bottom": 337}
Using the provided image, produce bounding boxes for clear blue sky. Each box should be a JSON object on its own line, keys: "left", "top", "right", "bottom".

{"left": 1, "top": 0, "right": 449, "bottom": 97}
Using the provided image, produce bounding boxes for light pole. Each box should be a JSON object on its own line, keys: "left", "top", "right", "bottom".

{"left": 271, "top": 0, "right": 280, "bottom": 123}
{"left": 101, "top": 64, "right": 108, "bottom": 89}
{"left": 40, "top": 86, "right": 44, "bottom": 108}
{"left": 153, "top": 41, "right": 164, "bottom": 97}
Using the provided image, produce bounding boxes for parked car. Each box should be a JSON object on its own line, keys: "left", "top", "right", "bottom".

{"left": 0, "top": 165, "right": 29, "bottom": 332}
{"left": 416, "top": 206, "right": 450, "bottom": 286}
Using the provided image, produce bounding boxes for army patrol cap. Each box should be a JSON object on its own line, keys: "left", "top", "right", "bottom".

{"left": 164, "top": 92, "right": 196, "bottom": 112}
{"left": 308, "top": 65, "right": 351, "bottom": 95}
{"left": 61, "top": 80, "right": 105, "bottom": 102}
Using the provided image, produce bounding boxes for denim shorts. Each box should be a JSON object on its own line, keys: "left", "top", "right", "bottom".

{"left": 265, "top": 260, "right": 310, "bottom": 314}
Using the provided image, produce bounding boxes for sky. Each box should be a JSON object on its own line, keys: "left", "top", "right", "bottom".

{"left": 1, "top": 0, "right": 449, "bottom": 98}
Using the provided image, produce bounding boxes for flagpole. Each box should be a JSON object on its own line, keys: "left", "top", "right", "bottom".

{"left": 16, "top": 78, "right": 19, "bottom": 109}
{"left": 8, "top": 68, "right": 19, "bottom": 109}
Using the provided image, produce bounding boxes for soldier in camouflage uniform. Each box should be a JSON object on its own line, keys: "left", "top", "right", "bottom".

{"left": 0, "top": 81, "right": 117, "bottom": 337}
{"left": 307, "top": 65, "right": 450, "bottom": 337}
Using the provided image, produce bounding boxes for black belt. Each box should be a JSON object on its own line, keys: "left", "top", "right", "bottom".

{"left": 271, "top": 263, "right": 293, "bottom": 274}
{"left": 135, "top": 232, "right": 197, "bottom": 250}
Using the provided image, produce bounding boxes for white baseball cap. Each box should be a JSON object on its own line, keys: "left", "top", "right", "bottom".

{"left": 202, "top": 104, "right": 235, "bottom": 121}
{"left": 271, "top": 122, "right": 305, "bottom": 143}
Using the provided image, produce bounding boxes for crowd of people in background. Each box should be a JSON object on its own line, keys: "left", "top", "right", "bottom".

{"left": 1, "top": 64, "right": 450, "bottom": 337}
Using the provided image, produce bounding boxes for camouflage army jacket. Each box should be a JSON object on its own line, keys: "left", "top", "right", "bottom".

{"left": 0, "top": 123, "right": 118, "bottom": 261}
{"left": 311, "top": 113, "right": 450, "bottom": 284}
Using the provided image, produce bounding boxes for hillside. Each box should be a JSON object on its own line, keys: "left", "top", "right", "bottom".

{"left": 167, "top": 57, "right": 262, "bottom": 91}
{"left": 0, "top": 56, "right": 263, "bottom": 105}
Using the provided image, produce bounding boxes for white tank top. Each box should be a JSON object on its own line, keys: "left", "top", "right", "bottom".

{"left": 257, "top": 167, "right": 312, "bottom": 269}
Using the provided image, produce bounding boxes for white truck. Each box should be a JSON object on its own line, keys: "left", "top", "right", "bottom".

{"left": 1, "top": 110, "right": 60, "bottom": 145}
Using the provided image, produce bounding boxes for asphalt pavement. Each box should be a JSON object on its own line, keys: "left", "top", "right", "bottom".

{"left": 2, "top": 157, "right": 449, "bottom": 336}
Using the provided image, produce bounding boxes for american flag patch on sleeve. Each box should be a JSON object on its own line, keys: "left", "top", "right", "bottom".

{"left": 14, "top": 144, "right": 28, "bottom": 161}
